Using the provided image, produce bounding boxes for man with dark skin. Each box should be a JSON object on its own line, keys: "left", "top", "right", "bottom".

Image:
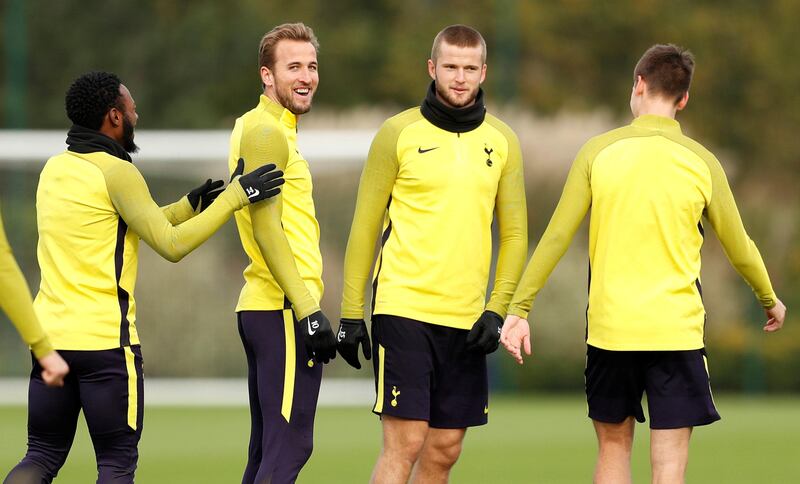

{"left": 4, "top": 71, "right": 283, "bottom": 484}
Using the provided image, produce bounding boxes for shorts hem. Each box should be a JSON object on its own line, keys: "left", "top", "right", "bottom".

{"left": 650, "top": 414, "right": 721, "bottom": 430}
{"left": 588, "top": 411, "right": 645, "bottom": 424}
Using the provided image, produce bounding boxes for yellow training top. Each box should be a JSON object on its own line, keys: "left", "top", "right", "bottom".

{"left": 229, "top": 95, "right": 323, "bottom": 319}
{"left": 0, "top": 204, "right": 53, "bottom": 358}
{"left": 341, "top": 108, "right": 528, "bottom": 329}
{"left": 35, "top": 149, "right": 250, "bottom": 350}
{"left": 508, "top": 114, "right": 776, "bottom": 350}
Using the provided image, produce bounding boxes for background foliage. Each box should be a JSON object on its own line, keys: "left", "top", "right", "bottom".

{"left": 1, "top": 1, "right": 797, "bottom": 392}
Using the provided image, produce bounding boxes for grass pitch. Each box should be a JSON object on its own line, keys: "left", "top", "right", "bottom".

{"left": 1, "top": 395, "right": 798, "bottom": 483}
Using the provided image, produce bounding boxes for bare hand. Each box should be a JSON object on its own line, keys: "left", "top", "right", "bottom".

{"left": 38, "top": 351, "right": 69, "bottom": 387}
{"left": 764, "top": 298, "right": 786, "bottom": 333}
{"left": 500, "top": 315, "right": 532, "bottom": 365}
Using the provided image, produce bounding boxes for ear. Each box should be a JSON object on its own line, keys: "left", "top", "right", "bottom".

{"left": 427, "top": 59, "right": 436, "bottom": 80}
{"left": 260, "top": 66, "right": 273, "bottom": 89}
{"left": 479, "top": 64, "right": 487, "bottom": 84}
{"left": 633, "top": 75, "right": 646, "bottom": 96}
{"left": 108, "top": 107, "right": 123, "bottom": 128}
{"left": 676, "top": 91, "right": 689, "bottom": 111}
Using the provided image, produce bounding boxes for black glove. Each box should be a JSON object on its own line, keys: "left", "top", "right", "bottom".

{"left": 336, "top": 319, "right": 372, "bottom": 369}
{"left": 465, "top": 310, "right": 503, "bottom": 354}
{"left": 232, "top": 157, "right": 285, "bottom": 203}
{"left": 187, "top": 178, "right": 225, "bottom": 212}
{"left": 299, "top": 311, "right": 337, "bottom": 364}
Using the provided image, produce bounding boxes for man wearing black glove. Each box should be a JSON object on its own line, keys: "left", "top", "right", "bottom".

{"left": 4, "top": 71, "right": 284, "bottom": 484}
{"left": 300, "top": 311, "right": 338, "bottom": 364}
{"left": 465, "top": 310, "right": 503, "bottom": 354}
{"left": 187, "top": 158, "right": 285, "bottom": 213}
{"left": 187, "top": 179, "right": 224, "bottom": 212}
{"left": 336, "top": 318, "right": 372, "bottom": 369}
{"left": 338, "top": 25, "right": 527, "bottom": 483}
{"left": 226, "top": 23, "right": 335, "bottom": 484}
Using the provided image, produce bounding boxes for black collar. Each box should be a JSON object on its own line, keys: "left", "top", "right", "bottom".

{"left": 66, "top": 124, "right": 132, "bottom": 162}
{"left": 420, "top": 81, "right": 486, "bottom": 133}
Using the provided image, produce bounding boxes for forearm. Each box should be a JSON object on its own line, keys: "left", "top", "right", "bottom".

{"left": 340, "top": 215, "right": 383, "bottom": 320}
{"left": 118, "top": 181, "right": 248, "bottom": 263}
{"left": 486, "top": 229, "right": 528, "bottom": 317}
{"left": 161, "top": 196, "right": 196, "bottom": 225}
{"left": 706, "top": 159, "right": 777, "bottom": 307}
{"left": 251, "top": 202, "right": 319, "bottom": 318}
{"left": 0, "top": 251, "right": 54, "bottom": 358}
{"left": 507, "top": 155, "right": 591, "bottom": 318}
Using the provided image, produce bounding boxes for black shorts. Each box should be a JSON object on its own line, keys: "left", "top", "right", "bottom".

{"left": 371, "top": 314, "right": 488, "bottom": 429}
{"left": 585, "top": 345, "right": 721, "bottom": 429}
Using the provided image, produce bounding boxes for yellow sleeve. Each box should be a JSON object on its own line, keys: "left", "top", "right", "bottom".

{"left": 340, "top": 120, "right": 400, "bottom": 320}
{"left": 507, "top": 145, "right": 592, "bottom": 318}
{"left": 161, "top": 196, "right": 196, "bottom": 225}
{"left": 240, "top": 120, "right": 320, "bottom": 319}
{"left": 704, "top": 157, "right": 776, "bottom": 308}
{"left": 104, "top": 162, "right": 249, "bottom": 263}
{"left": 0, "top": 207, "right": 54, "bottom": 358}
{"left": 485, "top": 127, "right": 528, "bottom": 317}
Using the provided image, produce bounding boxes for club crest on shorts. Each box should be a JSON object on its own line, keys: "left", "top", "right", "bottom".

{"left": 391, "top": 386, "right": 400, "bottom": 407}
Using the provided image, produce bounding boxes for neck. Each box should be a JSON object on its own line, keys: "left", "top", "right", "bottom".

{"left": 263, "top": 89, "right": 301, "bottom": 121}
{"left": 636, "top": 99, "right": 678, "bottom": 119}
{"left": 98, "top": 122, "right": 122, "bottom": 145}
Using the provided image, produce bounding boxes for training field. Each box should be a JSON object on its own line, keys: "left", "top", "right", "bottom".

{"left": 1, "top": 395, "right": 798, "bottom": 483}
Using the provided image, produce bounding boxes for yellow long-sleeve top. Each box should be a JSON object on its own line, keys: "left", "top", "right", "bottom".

{"left": 340, "top": 108, "right": 528, "bottom": 329}
{"left": 0, "top": 205, "right": 53, "bottom": 358}
{"left": 229, "top": 95, "right": 323, "bottom": 319}
{"left": 508, "top": 115, "right": 776, "bottom": 350}
{"left": 34, "top": 148, "right": 251, "bottom": 350}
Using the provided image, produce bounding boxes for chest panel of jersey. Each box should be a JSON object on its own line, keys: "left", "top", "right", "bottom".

{"left": 372, "top": 119, "right": 509, "bottom": 328}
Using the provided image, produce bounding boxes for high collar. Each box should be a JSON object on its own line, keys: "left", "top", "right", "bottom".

{"left": 259, "top": 94, "right": 297, "bottom": 131}
{"left": 631, "top": 114, "right": 682, "bottom": 134}
{"left": 420, "top": 81, "right": 486, "bottom": 133}
{"left": 65, "top": 124, "right": 132, "bottom": 162}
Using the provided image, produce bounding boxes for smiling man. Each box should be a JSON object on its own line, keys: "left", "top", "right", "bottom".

{"left": 338, "top": 25, "right": 528, "bottom": 483}
{"left": 227, "top": 23, "right": 337, "bottom": 484}
{"left": 4, "top": 71, "right": 283, "bottom": 484}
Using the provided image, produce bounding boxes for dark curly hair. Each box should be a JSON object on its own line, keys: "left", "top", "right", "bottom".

{"left": 65, "top": 71, "right": 123, "bottom": 129}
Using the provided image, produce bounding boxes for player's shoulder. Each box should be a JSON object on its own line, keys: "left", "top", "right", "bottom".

{"left": 237, "top": 104, "right": 287, "bottom": 143}
{"left": 53, "top": 150, "right": 133, "bottom": 175}
{"left": 483, "top": 113, "right": 520, "bottom": 146}
{"left": 384, "top": 107, "right": 424, "bottom": 130}
{"left": 374, "top": 107, "right": 424, "bottom": 143}
{"left": 664, "top": 130, "right": 720, "bottom": 168}
{"left": 575, "top": 125, "right": 641, "bottom": 161}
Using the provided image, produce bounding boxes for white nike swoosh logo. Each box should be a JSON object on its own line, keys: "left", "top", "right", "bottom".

{"left": 307, "top": 319, "right": 317, "bottom": 335}
{"left": 246, "top": 188, "right": 260, "bottom": 199}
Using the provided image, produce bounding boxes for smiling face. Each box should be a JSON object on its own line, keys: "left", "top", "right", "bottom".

{"left": 261, "top": 39, "right": 319, "bottom": 115}
{"left": 428, "top": 40, "right": 486, "bottom": 108}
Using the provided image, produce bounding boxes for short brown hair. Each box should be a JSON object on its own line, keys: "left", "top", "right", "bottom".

{"left": 431, "top": 24, "right": 487, "bottom": 64}
{"left": 634, "top": 44, "right": 695, "bottom": 104}
{"left": 258, "top": 22, "right": 319, "bottom": 70}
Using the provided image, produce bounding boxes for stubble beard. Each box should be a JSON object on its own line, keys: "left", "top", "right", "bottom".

{"left": 276, "top": 84, "right": 313, "bottom": 115}
{"left": 435, "top": 80, "right": 478, "bottom": 109}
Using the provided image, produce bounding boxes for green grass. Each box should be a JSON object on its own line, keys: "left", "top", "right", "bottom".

{"left": 2, "top": 395, "right": 799, "bottom": 483}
